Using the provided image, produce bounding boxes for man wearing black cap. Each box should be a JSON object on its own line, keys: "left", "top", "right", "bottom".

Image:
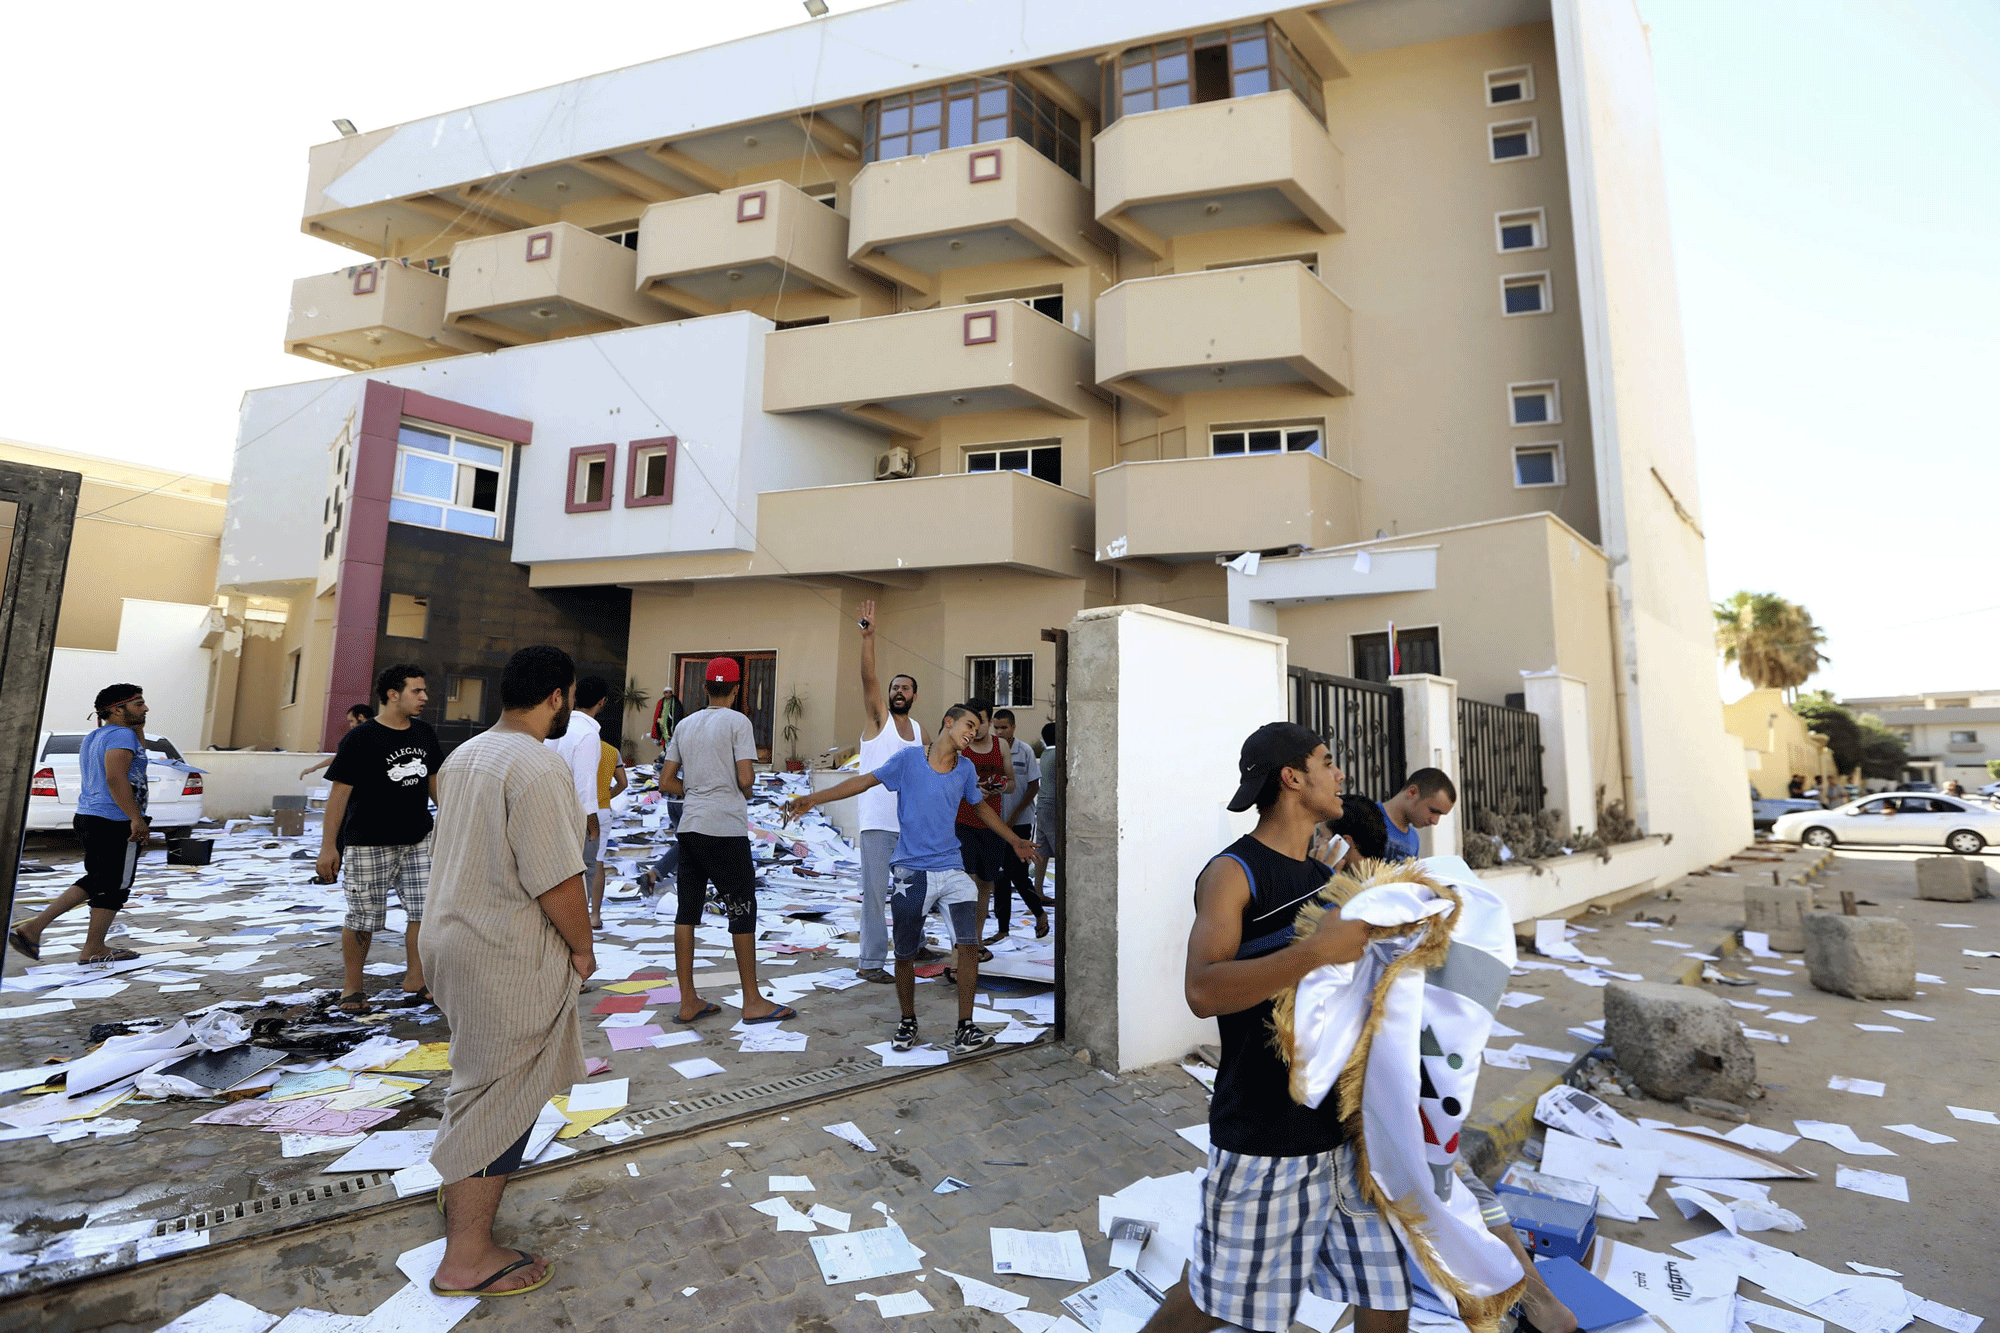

{"left": 1140, "top": 722, "right": 1412, "bottom": 1333}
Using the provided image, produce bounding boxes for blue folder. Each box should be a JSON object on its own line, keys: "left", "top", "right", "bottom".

{"left": 1532, "top": 1255, "right": 1647, "bottom": 1332}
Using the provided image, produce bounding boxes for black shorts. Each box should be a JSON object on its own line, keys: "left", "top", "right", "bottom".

{"left": 676, "top": 832, "right": 758, "bottom": 934}
{"left": 74, "top": 815, "right": 139, "bottom": 912}
{"left": 472, "top": 1122, "right": 535, "bottom": 1179}
{"left": 956, "top": 824, "right": 1012, "bottom": 883}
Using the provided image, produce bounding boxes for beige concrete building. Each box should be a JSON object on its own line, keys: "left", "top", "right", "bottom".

{"left": 1843, "top": 690, "right": 2000, "bottom": 791}
{"left": 1722, "top": 688, "right": 1839, "bottom": 800}
{"left": 223, "top": 0, "right": 1746, "bottom": 869}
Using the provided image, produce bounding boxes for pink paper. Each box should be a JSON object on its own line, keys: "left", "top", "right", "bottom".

{"left": 608, "top": 1025, "right": 665, "bottom": 1051}
{"left": 643, "top": 986, "right": 681, "bottom": 1005}
{"left": 265, "top": 1105, "right": 398, "bottom": 1135}
{"left": 191, "top": 1096, "right": 332, "bottom": 1128}
{"left": 584, "top": 1057, "right": 612, "bottom": 1076}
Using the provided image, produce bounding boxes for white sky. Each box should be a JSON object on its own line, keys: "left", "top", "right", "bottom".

{"left": 1, "top": 0, "right": 1990, "bottom": 699}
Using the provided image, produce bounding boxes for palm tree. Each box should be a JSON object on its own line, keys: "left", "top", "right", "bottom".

{"left": 1714, "top": 591, "right": 1829, "bottom": 693}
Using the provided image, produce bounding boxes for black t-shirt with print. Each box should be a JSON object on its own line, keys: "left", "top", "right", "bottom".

{"left": 326, "top": 718, "right": 444, "bottom": 847}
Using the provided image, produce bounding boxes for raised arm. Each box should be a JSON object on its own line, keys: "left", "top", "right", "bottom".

{"left": 1182, "top": 857, "right": 1371, "bottom": 1020}
{"left": 858, "top": 598, "right": 886, "bottom": 734}
{"left": 781, "top": 773, "right": 880, "bottom": 822}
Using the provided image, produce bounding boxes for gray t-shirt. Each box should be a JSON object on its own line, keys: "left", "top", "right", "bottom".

{"left": 663, "top": 706, "right": 758, "bottom": 838}
{"left": 1034, "top": 744, "right": 1057, "bottom": 836}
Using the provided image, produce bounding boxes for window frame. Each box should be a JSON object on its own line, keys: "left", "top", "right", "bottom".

{"left": 384, "top": 592, "right": 430, "bottom": 639}
{"left": 1350, "top": 626, "right": 1442, "bottom": 684}
{"left": 1494, "top": 207, "right": 1547, "bottom": 253}
{"left": 389, "top": 420, "right": 512, "bottom": 541}
{"left": 626, "top": 436, "right": 678, "bottom": 509}
{"left": 968, "top": 654, "right": 1036, "bottom": 709}
{"left": 1511, "top": 442, "right": 1566, "bottom": 489}
{"left": 1485, "top": 66, "right": 1535, "bottom": 106}
{"left": 1950, "top": 730, "right": 1978, "bottom": 744}
{"left": 284, "top": 650, "right": 302, "bottom": 707}
{"left": 1106, "top": 21, "right": 1325, "bottom": 127}
{"left": 566, "top": 444, "right": 615, "bottom": 514}
{"left": 444, "top": 674, "right": 489, "bottom": 725}
{"left": 1488, "top": 117, "right": 1540, "bottom": 163}
{"left": 1500, "top": 271, "right": 1553, "bottom": 318}
{"left": 965, "top": 441, "right": 1063, "bottom": 487}
{"left": 1209, "top": 422, "right": 1325, "bottom": 458}
{"left": 1507, "top": 380, "right": 1562, "bottom": 427}
{"left": 861, "top": 75, "right": 1082, "bottom": 179}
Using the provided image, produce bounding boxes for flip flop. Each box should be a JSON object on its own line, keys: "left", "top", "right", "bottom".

{"left": 740, "top": 1005, "right": 797, "bottom": 1025}
{"left": 430, "top": 1250, "right": 552, "bottom": 1299}
{"left": 402, "top": 987, "right": 433, "bottom": 1008}
{"left": 672, "top": 1002, "right": 722, "bottom": 1024}
{"left": 78, "top": 948, "right": 139, "bottom": 964}
{"left": 976, "top": 947, "right": 994, "bottom": 963}
{"left": 7, "top": 929, "right": 40, "bottom": 962}
{"left": 336, "top": 992, "right": 373, "bottom": 1015}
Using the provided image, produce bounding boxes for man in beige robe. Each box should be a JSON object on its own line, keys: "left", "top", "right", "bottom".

{"left": 421, "top": 645, "right": 594, "bottom": 1298}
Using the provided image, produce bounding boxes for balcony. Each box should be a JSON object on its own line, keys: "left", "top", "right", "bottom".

{"left": 759, "top": 471, "right": 1092, "bottom": 579}
{"left": 847, "top": 141, "right": 1097, "bottom": 295}
{"left": 1094, "top": 92, "right": 1344, "bottom": 258}
{"left": 284, "top": 263, "right": 493, "bottom": 370}
{"left": 763, "top": 301, "right": 1098, "bottom": 437}
{"left": 1095, "top": 262, "right": 1351, "bottom": 412}
{"left": 1093, "top": 452, "right": 1358, "bottom": 562}
{"left": 635, "top": 181, "right": 866, "bottom": 318}
{"left": 444, "top": 222, "right": 663, "bottom": 346}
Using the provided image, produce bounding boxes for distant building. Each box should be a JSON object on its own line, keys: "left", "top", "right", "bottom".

{"left": 1721, "top": 689, "right": 1838, "bottom": 800}
{"left": 1842, "top": 690, "right": 2000, "bottom": 790}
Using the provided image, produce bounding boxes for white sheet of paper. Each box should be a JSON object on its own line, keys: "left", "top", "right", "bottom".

{"left": 865, "top": 1040, "right": 949, "bottom": 1067}
{"left": 938, "top": 1268, "right": 1031, "bottom": 1313}
{"left": 1721, "top": 1124, "right": 1800, "bottom": 1153}
{"left": 325, "top": 1130, "right": 436, "bottom": 1173}
{"left": 770, "top": 1174, "right": 815, "bottom": 1192}
{"left": 1792, "top": 1120, "right": 1896, "bottom": 1156}
{"left": 565, "top": 1077, "right": 630, "bottom": 1111}
{"left": 1540, "top": 1129, "right": 1660, "bottom": 1221}
{"left": 1947, "top": 1105, "right": 2000, "bottom": 1124}
{"left": 808, "top": 1204, "right": 852, "bottom": 1231}
{"left": 991, "top": 1228, "right": 1091, "bottom": 1283}
{"left": 1174, "top": 1123, "right": 1210, "bottom": 1154}
{"left": 1827, "top": 1076, "right": 1885, "bottom": 1096}
{"left": 823, "top": 1121, "right": 877, "bottom": 1151}
{"left": 1913, "top": 1298, "right": 1983, "bottom": 1333}
{"left": 1882, "top": 1123, "right": 1955, "bottom": 1144}
{"left": 1499, "top": 992, "right": 1544, "bottom": 1008}
{"left": 150, "top": 1293, "right": 279, "bottom": 1333}
{"left": 1880, "top": 1009, "right": 1932, "bottom": 1023}
{"left": 390, "top": 1162, "right": 444, "bottom": 1199}
{"left": 671, "top": 1058, "right": 726, "bottom": 1080}
{"left": 1735, "top": 1297, "right": 1824, "bottom": 1333}
{"left": 1484, "top": 1048, "right": 1532, "bottom": 1070}
{"left": 808, "top": 1225, "right": 924, "bottom": 1285}
{"left": 1535, "top": 919, "right": 1586, "bottom": 961}
{"left": 267, "top": 1311, "right": 367, "bottom": 1333}
{"left": 1834, "top": 1166, "right": 1908, "bottom": 1201}
{"left": 649, "top": 1029, "right": 701, "bottom": 1048}
{"left": 357, "top": 1280, "right": 477, "bottom": 1333}
{"left": 1855, "top": 1024, "right": 1903, "bottom": 1033}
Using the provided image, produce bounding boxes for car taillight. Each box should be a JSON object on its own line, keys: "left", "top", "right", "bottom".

{"left": 181, "top": 773, "right": 204, "bottom": 796}
{"left": 30, "top": 768, "right": 56, "bottom": 798}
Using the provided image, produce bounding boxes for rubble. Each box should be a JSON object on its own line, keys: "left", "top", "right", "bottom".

{"left": 1602, "top": 980, "right": 1757, "bottom": 1103}
{"left": 1914, "top": 856, "right": 1989, "bottom": 904}
{"left": 1804, "top": 912, "right": 1915, "bottom": 1000}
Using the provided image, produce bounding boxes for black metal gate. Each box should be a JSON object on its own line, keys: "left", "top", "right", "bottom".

{"left": 1287, "top": 667, "right": 1405, "bottom": 802}
{"left": 1457, "top": 698, "right": 1545, "bottom": 825}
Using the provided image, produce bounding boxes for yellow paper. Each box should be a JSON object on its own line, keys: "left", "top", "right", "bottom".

{"left": 548, "top": 1093, "right": 622, "bottom": 1140}
{"left": 599, "top": 980, "right": 665, "bottom": 995}
{"left": 380, "top": 1041, "right": 452, "bottom": 1072}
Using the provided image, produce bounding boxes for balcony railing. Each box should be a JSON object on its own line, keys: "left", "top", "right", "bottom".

{"left": 759, "top": 470, "right": 1092, "bottom": 579}
{"left": 1093, "top": 452, "right": 1358, "bottom": 561}
{"left": 285, "top": 262, "right": 492, "bottom": 370}
{"left": 1094, "top": 92, "right": 1344, "bottom": 258}
{"left": 444, "top": 222, "right": 663, "bottom": 346}
{"left": 1095, "top": 261, "right": 1352, "bottom": 411}
{"left": 764, "top": 300, "right": 1098, "bottom": 437}
{"left": 635, "top": 181, "right": 865, "bottom": 317}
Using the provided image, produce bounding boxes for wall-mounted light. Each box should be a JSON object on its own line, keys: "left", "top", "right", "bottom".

{"left": 803, "top": 0, "right": 829, "bottom": 15}
{"left": 332, "top": 119, "right": 358, "bottom": 137}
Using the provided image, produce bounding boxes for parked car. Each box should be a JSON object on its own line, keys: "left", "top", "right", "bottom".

{"left": 27, "top": 732, "right": 206, "bottom": 839}
{"left": 1750, "top": 786, "right": 1821, "bottom": 831}
{"left": 1896, "top": 781, "right": 1939, "bottom": 793}
{"left": 1771, "top": 794, "right": 2000, "bottom": 855}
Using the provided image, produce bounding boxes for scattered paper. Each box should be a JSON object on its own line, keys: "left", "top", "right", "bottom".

{"left": 1882, "top": 1123, "right": 1955, "bottom": 1144}
{"left": 671, "top": 1057, "right": 726, "bottom": 1080}
{"left": 808, "top": 1204, "right": 851, "bottom": 1231}
{"left": 809, "top": 1225, "right": 925, "bottom": 1285}
{"left": 992, "top": 1227, "right": 1091, "bottom": 1282}
{"left": 823, "top": 1121, "right": 877, "bottom": 1151}
{"left": 862, "top": 1290, "right": 934, "bottom": 1317}
{"left": 1880, "top": 1009, "right": 1932, "bottom": 1022}
{"left": 151, "top": 1293, "right": 279, "bottom": 1333}
{"left": 1947, "top": 1105, "right": 2000, "bottom": 1124}
{"left": 1834, "top": 1166, "right": 1908, "bottom": 1202}
{"left": 1826, "top": 1076, "right": 1885, "bottom": 1097}
{"left": 1793, "top": 1120, "right": 1896, "bottom": 1157}
{"left": 771, "top": 1174, "right": 815, "bottom": 1192}
{"left": 565, "top": 1077, "right": 630, "bottom": 1112}
{"left": 938, "top": 1268, "right": 1031, "bottom": 1313}
{"left": 1722, "top": 1124, "right": 1800, "bottom": 1153}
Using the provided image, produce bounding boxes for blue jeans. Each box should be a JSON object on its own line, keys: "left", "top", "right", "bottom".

{"left": 858, "top": 829, "right": 897, "bottom": 970}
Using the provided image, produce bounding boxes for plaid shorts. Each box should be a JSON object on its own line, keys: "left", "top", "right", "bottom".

{"left": 1191, "top": 1142, "right": 1410, "bottom": 1331}
{"left": 341, "top": 834, "right": 432, "bottom": 932}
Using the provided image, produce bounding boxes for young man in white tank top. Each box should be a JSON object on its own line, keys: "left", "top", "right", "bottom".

{"left": 855, "top": 601, "right": 925, "bottom": 984}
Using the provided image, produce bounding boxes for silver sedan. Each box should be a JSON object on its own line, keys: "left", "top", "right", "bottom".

{"left": 1773, "top": 794, "right": 2000, "bottom": 855}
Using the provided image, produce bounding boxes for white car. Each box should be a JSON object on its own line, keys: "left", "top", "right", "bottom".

{"left": 1772, "top": 793, "right": 2000, "bottom": 856}
{"left": 27, "top": 732, "right": 206, "bottom": 839}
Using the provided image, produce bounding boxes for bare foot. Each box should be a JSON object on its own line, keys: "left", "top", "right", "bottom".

{"left": 590, "top": 918, "right": 604, "bottom": 931}
{"left": 433, "top": 1246, "right": 547, "bottom": 1295}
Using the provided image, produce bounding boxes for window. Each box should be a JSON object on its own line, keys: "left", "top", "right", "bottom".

{"left": 969, "top": 654, "right": 1034, "bottom": 708}
{"left": 967, "top": 443, "right": 1062, "bottom": 486}
{"left": 1489, "top": 118, "right": 1539, "bottom": 162}
{"left": 1107, "top": 22, "right": 1324, "bottom": 126}
{"left": 1495, "top": 208, "right": 1546, "bottom": 253}
{"left": 627, "top": 436, "right": 678, "bottom": 508}
{"left": 566, "top": 445, "right": 613, "bottom": 514}
{"left": 1508, "top": 381, "right": 1560, "bottom": 426}
{"left": 285, "top": 650, "right": 302, "bottom": 706}
{"left": 1485, "top": 66, "right": 1534, "bottom": 106}
{"left": 1351, "top": 627, "right": 1440, "bottom": 684}
{"left": 773, "top": 315, "right": 831, "bottom": 330}
{"left": 675, "top": 652, "right": 778, "bottom": 759}
{"left": 597, "top": 228, "right": 640, "bottom": 250}
{"left": 1512, "top": 443, "right": 1565, "bottom": 488}
{"left": 1208, "top": 253, "right": 1320, "bottom": 276}
{"left": 384, "top": 593, "right": 429, "bottom": 638}
{"left": 862, "top": 75, "right": 1081, "bottom": 178}
{"left": 1211, "top": 424, "right": 1323, "bottom": 457}
{"left": 390, "top": 422, "right": 509, "bottom": 539}
{"left": 803, "top": 183, "right": 839, "bottom": 209}
{"left": 444, "top": 676, "right": 486, "bottom": 724}
{"left": 1951, "top": 731, "right": 1979, "bottom": 744}
{"left": 1501, "top": 272, "right": 1552, "bottom": 317}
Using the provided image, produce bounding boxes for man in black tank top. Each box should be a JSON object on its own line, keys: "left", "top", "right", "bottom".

{"left": 1139, "top": 722, "right": 1413, "bottom": 1333}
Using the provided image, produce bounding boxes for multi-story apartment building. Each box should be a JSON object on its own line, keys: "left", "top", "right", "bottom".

{"left": 215, "top": 0, "right": 1747, "bottom": 864}
{"left": 1843, "top": 690, "right": 2000, "bottom": 791}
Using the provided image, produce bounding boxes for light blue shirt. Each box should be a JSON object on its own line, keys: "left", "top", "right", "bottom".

{"left": 1379, "top": 801, "right": 1420, "bottom": 861}
{"left": 872, "top": 746, "right": 981, "bottom": 872}
{"left": 78, "top": 725, "right": 147, "bottom": 820}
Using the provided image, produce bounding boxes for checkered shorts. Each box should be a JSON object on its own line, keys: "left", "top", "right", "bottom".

{"left": 341, "top": 834, "right": 431, "bottom": 932}
{"left": 1191, "top": 1142, "right": 1410, "bottom": 1331}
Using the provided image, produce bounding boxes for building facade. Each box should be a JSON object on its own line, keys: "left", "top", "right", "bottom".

{"left": 1843, "top": 690, "right": 2000, "bottom": 791}
{"left": 1721, "top": 688, "right": 1839, "bottom": 800}
{"left": 219, "top": 0, "right": 1747, "bottom": 867}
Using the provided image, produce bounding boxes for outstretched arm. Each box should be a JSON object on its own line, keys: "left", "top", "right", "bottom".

{"left": 781, "top": 773, "right": 880, "bottom": 822}
{"left": 858, "top": 599, "right": 886, "bottom": 734}
{"left": 974, "top": 798, "right": 1034, "bottom": 861}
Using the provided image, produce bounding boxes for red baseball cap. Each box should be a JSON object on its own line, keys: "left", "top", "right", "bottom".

{"left": 705, "top": 656, "right": 741, "bottom": 684}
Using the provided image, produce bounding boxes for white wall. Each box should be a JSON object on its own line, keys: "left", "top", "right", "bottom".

{"left": 192, "top": 750, "right": 335, "bottom": 820}
{"left": 224, "top": 377, "right": 360, "bottom": 591}
{"left": 1100, "top": 605, "right": 1289, "bottom": 1071}
{"left": 41, "top": 599, "right": 213, "bottom": 746}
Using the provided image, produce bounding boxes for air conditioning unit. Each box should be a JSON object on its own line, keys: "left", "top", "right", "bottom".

{"left": 875, "top": 447, "right": 916, "bottom": 480}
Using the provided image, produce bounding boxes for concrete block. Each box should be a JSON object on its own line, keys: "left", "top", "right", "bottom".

{"left": 1915, "top": 856, "right": 1988, "bottom": 903}
{"left": 1603, "top": 981, "right": 1756, "bottom": 1104}
{"left": 1743, "top": 883, "right": 1813, "bottom": 952}
{"left": 1803, "top": 912, "right": 1914, "bottom": 1000}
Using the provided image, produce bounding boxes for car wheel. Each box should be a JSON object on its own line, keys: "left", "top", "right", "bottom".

{"left": 1946, "top": 830, "right": 1986, "bottom": 855}
{"left": 1801, "top": 827, "right": 1836, "bottom": 849}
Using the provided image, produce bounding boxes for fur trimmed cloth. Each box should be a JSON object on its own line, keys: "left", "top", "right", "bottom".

{"left": 1271, "top": 856, "right": 1525, "bottom": 1333}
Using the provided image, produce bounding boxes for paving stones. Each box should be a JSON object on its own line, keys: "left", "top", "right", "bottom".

{"left": 1603, "top": 980, "right": 1757, "bottom": 1102}
{"left": 1743, "top": 883, "right": 1814, "bottom": 951}
{"left": 1915, "top": 856, "right": 1990, "bottom": 904}
{"left": 1804, "top": 912, "right": 1915, "bottom": 1000}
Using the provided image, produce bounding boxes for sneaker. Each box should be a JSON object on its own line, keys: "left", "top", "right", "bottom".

{"left": 858, "top": 968, "right": 895, "bottom": 985}
{"left": 891, "top": 1016, "right": 920, "bottom": 1052}
{"left": 949, "top": 1021, "right": 994, "bottom": 1055}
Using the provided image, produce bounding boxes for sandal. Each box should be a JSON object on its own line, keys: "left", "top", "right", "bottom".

{"left": 78, "top": 948, "right": 139, "bottom": 964}
{"left": 672, "top": 1002, "right": 722, "bottom": 1024}
{"left": 1033, "top": 913, "right": 1051, "bottom": 939}
{"left": 336, "top": 992, "right": 373, "bottom": 1015}
{"left": 7, "top": 928, "right": 40, "bottom": 962}
{"left": 741, "top": 1005, "right": 796, "bottom": 1025}
{"left": 430, "top": 1250, "right": 552, "bottom": 1299}
{"left": 402, "top": 987, "right": 433, "bottom": 1008}
{"left": 982, "top": 931, "right": 1010, "bottom": 946}
{"left": 977, "top": 947, "right": 993, "bottom": 963}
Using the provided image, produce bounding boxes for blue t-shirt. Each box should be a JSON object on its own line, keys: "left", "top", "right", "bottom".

{"left": 1379, "top": 801, "right": 1420, "bottom": 861}
{"left": 871, "top": 746, "right": 981, "bottom": 872}
{"left": 78, "top": 725, "right": 148, "bottom": 820}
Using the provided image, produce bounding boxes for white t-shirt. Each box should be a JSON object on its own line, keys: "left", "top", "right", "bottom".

{"left": 663, "top": 706, "right": 759, "bottom": 839}
{"left": 542, "top": 710, "right": 601, "bottom": 819}
{"left": 858, "top": 715, "right": 925, "bottom": 833}
{"left": 1001, "top": 738, "right": 1041, "bottom": 827}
